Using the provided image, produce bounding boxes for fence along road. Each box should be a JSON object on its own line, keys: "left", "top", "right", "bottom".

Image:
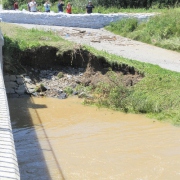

{"left": 0, "top": 30, "right": 20, "bottom": 179}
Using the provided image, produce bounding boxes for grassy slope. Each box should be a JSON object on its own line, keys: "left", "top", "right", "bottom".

{"left": 105, "top": 9, "right": 180, "bottom": 52}
{"left": 0, "top": 23, "right": 74, "bottom": 51}
{"left": 86, "top": 47, "right": 180, "bottom": 125}
{"left": 1, "top": 23, "right": 180, "bottom": 125}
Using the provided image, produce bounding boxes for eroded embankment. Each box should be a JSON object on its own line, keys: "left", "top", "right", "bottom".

{"left": 4, "top": 46, "right": 143, "bottom": 99}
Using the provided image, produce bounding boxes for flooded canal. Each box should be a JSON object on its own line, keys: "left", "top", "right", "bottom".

{"left": 8, "top": 97, "right": 180, "bottom": 180}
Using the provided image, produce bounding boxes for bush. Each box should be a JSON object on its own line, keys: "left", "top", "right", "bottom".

{"left": 57, "top": 72, "right": 64, "bottom": 79}
{"left": 92, "top": 71, "right": 131, "bottom": 111}
{"left": 64, "top": 86, "right": 73, "bottom": 95}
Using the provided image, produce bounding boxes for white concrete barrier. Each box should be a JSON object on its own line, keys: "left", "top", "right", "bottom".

{"left": 0, "top": 10, "right": 156, "bottom": 29}
{"left": 0, "top": 31, "right": 3, "bottom": 70}
{"left": 0, "top": 30, "right": 20, "bottom": 180}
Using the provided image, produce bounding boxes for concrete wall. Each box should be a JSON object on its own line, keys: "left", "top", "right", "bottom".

{"left": 0, "top": 30, "right": 20, "bottom": 180}
{"left": 0, "top": 31, "right": 3, "bottom": 70}
{"left": 0, "top": 10, "right": 156, "bottom": 29}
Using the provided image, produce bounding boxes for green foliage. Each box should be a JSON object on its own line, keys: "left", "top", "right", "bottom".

{"left": 64, "top": 86, "right": 73, "bottom": 95}
{"left": 1, "top": 23, "right": 71, "bottom": 51}
{"left": 97, "top": 0, "right": 180, "bottom": 9}
{"left": 3, "top": 35, "right": 21, "bottom": 58}
{"left": 75, "top": 84, "right": 93, "bottom": 93}
{"left": 2, "top": 35, "right": 24, "bottom": 73}
{"left": 2, "top": 0, "right": 11, "bottom": 9}
{"left": 3, "top": 0, "right": 180, "bottom": 11}
{"left": 1, "top": 22, "right": 74, "bottom": 72}
{"left": 35, "top": 83, "right": 46, "bottom": 92}
{"left": 106, "top": 18, "right": 138, "bottom": 36}
{"left": 3, "top": 0, "right": 50, "bottom": 9}
{"left": 129, "top": 71, "right": 180, "bottom": 124}
{"left": 84, "top": 46, "right": 180, "bottom": 125}
{"left": 106, "top": 10, "right": 180, "bottom": 52}
{"left": 57, "top": 72, "right": 64, "bottom": 79}
{"left": 94, "top": 71, "right": 131, "bottom": 111}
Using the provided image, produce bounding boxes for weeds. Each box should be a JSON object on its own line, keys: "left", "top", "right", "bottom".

{"left": 64, "top": 86, "right": 73, "bottom": 95}
{"left": 106, "top": 10, "right": 180, "bottom": 52}
{"left": 57, "top": 72, "right": 64, "bottom": 79}
{"left": 94, "top": 74, "right": 131, "bottom": 111}
{"left": 84, "top": 46, "right": 180, "bottom": 125}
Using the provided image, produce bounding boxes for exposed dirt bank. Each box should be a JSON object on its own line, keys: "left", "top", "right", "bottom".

{"left": 4, "top": 47, "right": 142, "bottom": 99}
{"left": 14, "top": 23, "right": 180, "bottom": 73}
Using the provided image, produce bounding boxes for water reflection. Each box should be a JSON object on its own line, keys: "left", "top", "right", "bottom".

{"left": 9, "top": 97, "right": 65, "bottom": 180}
{"left": 9, "top": 97, "right": 180, "bottom": 180}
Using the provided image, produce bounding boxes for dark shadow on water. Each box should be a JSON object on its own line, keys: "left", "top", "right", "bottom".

{"left": 8, "top": 97, "right": 66, "bottom": 180}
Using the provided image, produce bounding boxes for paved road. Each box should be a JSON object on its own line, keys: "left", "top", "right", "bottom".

{"left": 13, "top": 23, "right": 180, "bottom": 73}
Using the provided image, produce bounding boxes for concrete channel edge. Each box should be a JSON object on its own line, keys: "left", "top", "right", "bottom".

{"left": 0, "top": 30, "right": 20, "bottom": 180}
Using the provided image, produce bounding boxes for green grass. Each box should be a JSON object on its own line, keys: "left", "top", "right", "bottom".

{"left": 0, "top": 23, "right": 74, "bottom": 51}
{"left": 105, "top": 9, "right": 180, "bottom": 52}
{"left": 84, "top": 46, "right": 180, "bottom": 125}
{"left": 1, "top": 22, "right": 180, "bottom": 125}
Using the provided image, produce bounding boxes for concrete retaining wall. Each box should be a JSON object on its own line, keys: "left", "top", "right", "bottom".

{"left": 0, "top": 10, "right": 156, "bottom": 29}
{"left": 0, "top": 30, "right": 20, "bottom": 180}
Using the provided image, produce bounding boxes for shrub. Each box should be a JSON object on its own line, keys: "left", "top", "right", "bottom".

{"left": 64, "top": 86, "right": 73, "bottom": 95}
{"left": 91, "top": 71, "right": 131, "bottom": 111}
{"left": 57, "top": 72, "right": 64, "bottom": 79}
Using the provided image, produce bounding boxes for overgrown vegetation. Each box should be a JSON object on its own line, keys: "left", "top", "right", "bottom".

{"left": 90, "top": 71, "right": 131, "bottom": 112}
{"left": 64, "top": 86, "right": 73, "bottom": 95}
{"left": 1, "top": 23, "right": 75, "bottom": 73}
{"left": 3, "top": 0, "right": 180, "bottom": 13}
{"left": 106, "top": 9, "right": 180, "bottom": 52}
{"left": 1, "top": 22, "right": 180, "bottom": 125}
{"left": 57, "top": 72, "right": 64, "bottom": 78}
{"left": 84, "top": 47, "right": 180, "bottom": 125}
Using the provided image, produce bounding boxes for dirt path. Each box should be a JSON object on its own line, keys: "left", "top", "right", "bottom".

{"left": 14, "top": 23, "right": 180, "bottom": 73}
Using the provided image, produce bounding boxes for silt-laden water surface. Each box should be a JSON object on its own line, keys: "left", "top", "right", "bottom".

{"left": 8, "top": 97, "right": 180, "bottom": 180}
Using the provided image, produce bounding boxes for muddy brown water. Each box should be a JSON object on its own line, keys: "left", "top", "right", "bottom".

{"left": 8, "top": 97, "right": 180, "bottom": 180}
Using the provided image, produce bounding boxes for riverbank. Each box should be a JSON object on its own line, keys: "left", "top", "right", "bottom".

{"left": 4, "top": 59, "right": 142, "bottom": 99}
{"left": 15, "top": 23, "right": 180, "bottom": 73}
{"left": 1, "top": 22, "right": 180, "bottom": 124}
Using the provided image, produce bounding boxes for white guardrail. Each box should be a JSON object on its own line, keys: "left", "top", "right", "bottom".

{"left": 0, "top": 30, "right": 20, "bottom": 179}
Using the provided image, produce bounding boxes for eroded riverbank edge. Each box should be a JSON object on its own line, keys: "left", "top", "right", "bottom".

{"left": 4, "top": 46, "right": 143, "bottom": 99}
{"left": 2, "top": 22, "right": 180, "bottom": 124}
{"left": 14, "top": 23, "right": 180, "bottom": 73}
